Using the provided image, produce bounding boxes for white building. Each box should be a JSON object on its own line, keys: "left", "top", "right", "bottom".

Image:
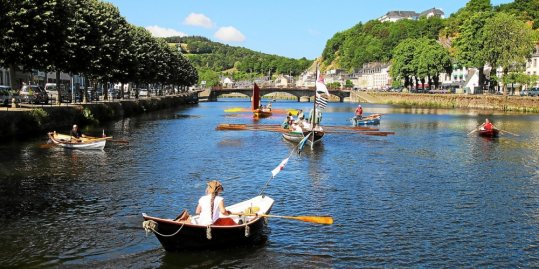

{"left": 352, "top": 62, "right": 390, "bottom": 90}
{"left": 378, "top": 8, "right": 444, "bottom": 22}
{"left": 274, "top": 75, "right": 293, "bottom": 87}
{"left": 525, "top": 44, "right": 539, "bottom": 86}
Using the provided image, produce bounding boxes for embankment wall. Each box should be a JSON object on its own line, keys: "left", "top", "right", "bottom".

{"left": 0, "top": 94, "right": 197, "bottom": 141}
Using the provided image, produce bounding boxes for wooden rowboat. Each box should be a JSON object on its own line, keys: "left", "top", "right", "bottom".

{"left": 47, "top": 132, "right": 107, "bottom": 150}
{"left": 478, "top": 128, "right": 499, "bottom": 138}
{"left": 142, "top": 195, "right": 274, "bottom": 251}
{"left": 282, "top": 125, "right": 324, "bottom": 144}
{"left": 350, "top": 114, "right": 382, "bottom": 126}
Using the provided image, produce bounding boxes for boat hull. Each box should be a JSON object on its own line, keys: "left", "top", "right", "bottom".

{"left": 143, "top": 195, "right": 274, "bottom": 251}
{"left": 351, "top": 114, "right": 381, "bottom": 126}
{"left": 253, "top": 109, "right": 272, "bottom": 118}
{"left": 478, "top": 128, "right": 499, "bottom": 138}
{"left": 282, "top": 129, "right": 324, "bottom": 144}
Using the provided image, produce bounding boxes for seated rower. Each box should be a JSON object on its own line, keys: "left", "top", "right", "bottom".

{"left": 195, "top": 180, "right": 233, "bottom": 225}
{"left": 70, "top": 124, "right": 84, "bottom": 142}
{"left": 480, "top": 118, "right": 495, "bottom": 131}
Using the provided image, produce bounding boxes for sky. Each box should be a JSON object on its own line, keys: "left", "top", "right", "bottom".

{"left": 106, "top": 0, "right": 513, "bottom": 60}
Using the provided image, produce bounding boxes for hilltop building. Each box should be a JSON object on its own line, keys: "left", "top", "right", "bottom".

{"left": 378, "top": 8, "right": 444, "bottom": 22}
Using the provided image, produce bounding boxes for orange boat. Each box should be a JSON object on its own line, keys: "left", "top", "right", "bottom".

{"left": 252, "top": 83, "right": 272, "bottom": 118}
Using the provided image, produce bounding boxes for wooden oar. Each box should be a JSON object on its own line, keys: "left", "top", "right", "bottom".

{"left": 467, "top": 129, "right": 478, "bottom": 135}
{"left": 232, "top": 212, "right": 333, "bottom": 225}
{"left": 498, "top": 129, "right": 519, "bottom": 136}
{"left": 105, "top": 137, "right": 129, "bottom": 144}
{"left": 107, "top": 139, "right": 129, "bottom": 144}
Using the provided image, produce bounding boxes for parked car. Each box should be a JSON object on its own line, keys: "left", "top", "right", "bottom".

{"left": 139, "top": 88, "right": 148, "bottom": 97}
{"left": 19, "top": 85, "right": 49, "bottom": 104}
{"left": 45, "top": 83, "right": 71, "bottom": 103}
{"left": 0, "top": 85, "right": 12, "bottom": 106}
{"left": 528, "top": 87, "right": 539, "bottom": 97}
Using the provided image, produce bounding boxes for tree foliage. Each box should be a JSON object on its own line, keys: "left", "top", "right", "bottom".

{"left": 321, "top": 17, "right": 444, "bottom": 71}
{"left": 0, "top": 0, "right": 198, "bottom": 94}
{"left": 482, "top": 12, "right": 537, "bottom": 94}
{"left": 390, "top": 38, "right": 452, "bottom": 89}
{"left": 167, "top": 36, "right": 313, "bottom": 82}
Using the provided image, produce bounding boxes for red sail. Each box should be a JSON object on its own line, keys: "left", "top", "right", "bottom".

{"left": 252, "top": 83, "right": 260, "bottom": 111}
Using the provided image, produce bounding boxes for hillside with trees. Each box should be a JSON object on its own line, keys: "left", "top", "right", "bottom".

{"left": 165, "top": 36, "right": 313, "bottom": 87}
{"left": 321, "top": 0, "right": 539, "bottom": 93}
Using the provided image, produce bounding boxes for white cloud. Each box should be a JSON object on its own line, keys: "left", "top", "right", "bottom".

{"left": 145, "top": 25, "right": 186, "bottom": 38}
{"left": 184, "top": 13, "right": 214, "bottom": 28}
{"left": 214, "top": 26, "right": 246, "bottom": 42}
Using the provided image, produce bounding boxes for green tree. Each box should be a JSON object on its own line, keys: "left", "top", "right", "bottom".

{"left": 482, "top": 12, "right": 537, "bottom": 95}
{"left": 497, "top": 0, "right": 539, "bottom": 29}
{"left": 344, "top": 79, "right": 354, "bottom": 88}
{"left": 0, "top": 0, "right": 62, "bottom": 90}
{"left": 452, "top": 11, "right": 493, "bottom": 91}
{"left": 390, "top": 38, "right": 420, "bottom": 88}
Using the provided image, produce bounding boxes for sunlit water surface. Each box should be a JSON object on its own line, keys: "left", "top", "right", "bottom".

{"left": 0, "top": 100, "right": 538, "bottom": 268}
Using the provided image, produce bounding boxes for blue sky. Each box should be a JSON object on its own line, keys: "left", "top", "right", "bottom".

{"left": 107, "top": 0, "right": 513, "bottom": 59}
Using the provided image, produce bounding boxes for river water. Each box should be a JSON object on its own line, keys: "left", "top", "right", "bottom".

{"left": 0, "top": 99, "right": 538, "bottom": 268}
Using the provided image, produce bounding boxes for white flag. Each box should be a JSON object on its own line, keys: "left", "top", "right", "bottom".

{"left": 316, "top": 69, "right": 329, "bottom": 96}
{"left": 271, "top": 157, "right": 289, "bottom": 178}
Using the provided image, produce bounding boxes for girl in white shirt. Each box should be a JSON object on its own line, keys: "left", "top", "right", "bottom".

{"left": 196, "top": 180, "right": 231, "bottom": 225}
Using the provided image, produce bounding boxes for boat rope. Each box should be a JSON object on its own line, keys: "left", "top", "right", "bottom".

{"left": 258, "top": 133, "right": 309, "bottom": 196}
{"left": 142, "top": 220, "right": 185, "bottom": 237}
{"left": 206, "top": 225, "right": 212, "bottom": 240}
{"left": 244, "top": 224, "right": 250, "bottom": 237}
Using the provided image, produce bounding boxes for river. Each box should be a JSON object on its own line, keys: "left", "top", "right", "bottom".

{"left": 1, "top": 99, "right": 538, "bottom": 268}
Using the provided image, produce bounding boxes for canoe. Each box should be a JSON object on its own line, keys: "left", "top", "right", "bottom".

{"left": 142, "top": 195, "right": 274, "bottom": 251}
{"left": 350, "top": 114, "right": 381, "bottom": 126}
{"left": 47, "top": 132, "right": 107, "bottom": 150}
{"left": 478, "top": 128, "right": 499, "bottom": 138}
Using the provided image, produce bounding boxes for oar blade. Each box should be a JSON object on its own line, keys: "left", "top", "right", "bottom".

{"left": 294, "top": 215, "right": 334, "bottom": 225}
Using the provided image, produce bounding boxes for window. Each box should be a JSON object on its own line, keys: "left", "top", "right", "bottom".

{"left": 534, "top": 59, "right": 537, "bottom": 68}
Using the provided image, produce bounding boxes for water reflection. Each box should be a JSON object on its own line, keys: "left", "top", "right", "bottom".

{"left": 1, "top": 102, "right": 539, "bottom": 268}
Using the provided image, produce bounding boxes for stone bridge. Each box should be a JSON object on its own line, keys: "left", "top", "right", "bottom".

{"left": 207, "top": 87, "right": 351, "bottom": 102}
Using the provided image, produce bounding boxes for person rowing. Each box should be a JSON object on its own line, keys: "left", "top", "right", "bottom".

{"left": 195, "top": 180, "right": 232, "bottom": 225}
{"left": 479, "top": 118, "right": 495, "bottom": 131}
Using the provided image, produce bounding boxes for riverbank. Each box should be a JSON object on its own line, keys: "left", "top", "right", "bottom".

{"left": 0, "top": 93, "right": 198, "bottom": 141}
{"left": 352, "top": 92, "right": 539, "bottom": 112}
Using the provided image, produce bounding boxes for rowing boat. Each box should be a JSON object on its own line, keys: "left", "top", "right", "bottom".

{"left": 282, "top": 125, "right": 324, "bottom": 144}
{"left": 478, "top": 128, "right": 499, "bottom": 138}
{"left": 253, "top": 108, "right": 272, "bottom": 118}
{"left": 351, "top": 114, "right": 382, "bottom": 126}
{"left": 142, "top": 195, "right": 274, "bottom": 251}
{"left": 47, "top": 132, "right": 107, "bottom": 150}
{"left": 252, "top": 83, "right": 272, "bottom": 118}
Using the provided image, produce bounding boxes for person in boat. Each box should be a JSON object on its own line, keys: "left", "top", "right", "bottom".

{"left": 70, "top": 124, "right": 84, "bottom": 141}
{"left": 355, "top": 104, "right": 363, "bottom": 120}
{"left": 287, "top": 112, "right": 295, "bottom": 126}
{"left": 480, "top": 118, "right": 495, "bottom": 131}
{"left": 195, "top": 180, "right": 231, "bottom": 225}
{"left": 267, "top": 102, "right": 272, "bottom": 111}
{"left": 296, "top": 109, "right": 304, "bottom": 122}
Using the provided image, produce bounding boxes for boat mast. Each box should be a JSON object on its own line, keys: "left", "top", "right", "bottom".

{"left": 311, "top": 64, "right": 318, "bottom": 148}
{"left": 313, "top": 64, "right": 317, "bottom": 128}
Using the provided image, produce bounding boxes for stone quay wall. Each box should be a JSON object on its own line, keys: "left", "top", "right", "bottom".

{"left": 353, "top": 92, "right": 539, "bottom": 113}
{"left": 0, "top": 94, "right": 198, "bottom": 141}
